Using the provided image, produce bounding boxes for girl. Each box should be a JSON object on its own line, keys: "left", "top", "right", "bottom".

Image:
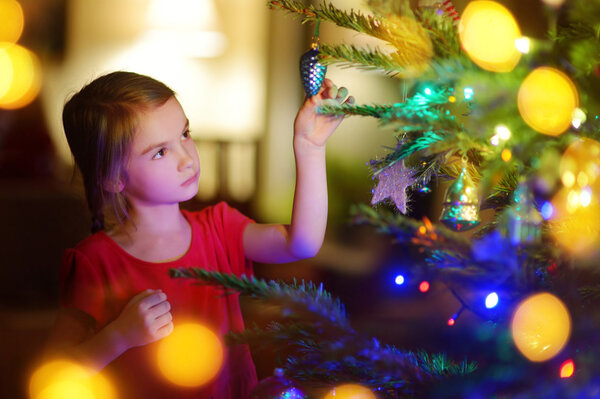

{"left": 47, "top": 71, "right": 353, "bottom": 398}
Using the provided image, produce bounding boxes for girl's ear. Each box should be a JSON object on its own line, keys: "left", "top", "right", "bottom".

{"left": 104, "top": 178, "right": 125, "bottom": 193}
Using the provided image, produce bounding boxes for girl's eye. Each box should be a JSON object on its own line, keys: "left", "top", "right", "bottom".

{"left": 152, "top": 148, "right": 166, "bottom": 160}
{"left": 182, "top": 130, "right": 191, "bottom": 140}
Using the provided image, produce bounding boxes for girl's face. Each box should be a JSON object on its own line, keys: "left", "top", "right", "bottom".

{"left": 121, "top": 96, "right": 200, "bottom": 209}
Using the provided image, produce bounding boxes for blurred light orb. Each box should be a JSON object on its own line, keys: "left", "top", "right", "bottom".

{"left": 156, "top": 322, "right": 224, "bottom": 387}
{"left": 447, "top": 318, "right": 455, "bottom": 326}
{"left": 323, "top": 384, "right": 376, "bottom": 399}
{"left": 501, "top": 149, "right": 512, "bottom": 162}
{"left": 458, "top": 1, "right": 521, "bottom": 72}
{"left": 0, "top": 42, "right": 42, "bottom": 109}
{"left": 485, "top": 292, "right": 499, "bottom": 309}
{"left": 541, "top": 0, "right": 566, "bottom": 8}
{"left": 541, "top": 201, "right": 554, "bottom": 220}
{"left": 511, "top": 293, "right": 571, "bottom": 362}
{"left": 518, "top": 67, "right": 578, "bottom": 136}
{"left": 419, "top": 281, "right": 430, "bottom": 293}
{"left": 0, "top": 0, "right": 24, "bottom": 43}
{"left": 29, "top": 359, "right": 115, "bottom": 399}
{"left": 494, "top": 124, "right": 511, "bottom": 140}
{"left": 550, "top": 187, "right": 600, "bottom": 256}
{"left": 463, "top": 87, "right": 474, "bottom": 100}
{"left": 560, "top": 359, "right": 575, "bottom": 378}
{"left": 394, "top": 274, "right": 405, "bottom": 285}
{"left": 559, "top": 138, "right": 600, "bottom": 190}
{"left": 571, "top": 107, "right": 586, "bottom": 129}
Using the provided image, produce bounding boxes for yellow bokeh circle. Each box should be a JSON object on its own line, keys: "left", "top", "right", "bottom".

{"left": 458, "top": 1, "right": 521, "bottom": 72}
{"left": 29, "top": 359, "right": 116, "bottom": 399}
{"left": 518, "top": 67, "right": 578, "bottom": 136}
{"left": 0, "top": 0, "right": 24, "bottom": 43}
{"left": 156, "top": 322, "right": 224, "bottom": 387}
{"left": 559, "top": 137, "right": 600, "bottom": 189}
{"left": 0, "top": 43, "right": 42, "bottom": 109}
{"left": 323, "top": 384, "right": 376, "bottom": 399}
{"left": 511, "top": 293, "right": 571, "bottom": 362}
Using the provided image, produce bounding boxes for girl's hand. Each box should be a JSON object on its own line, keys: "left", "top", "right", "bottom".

{"left": 111, "top": 289, "right": 173, "bottom": 350}
{"left": 293, "top": 78, "right": 354, "bottom": 148}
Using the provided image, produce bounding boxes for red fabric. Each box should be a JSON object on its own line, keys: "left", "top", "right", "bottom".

{"left": 60, "top": 202, "right": 258, "bottom": 399}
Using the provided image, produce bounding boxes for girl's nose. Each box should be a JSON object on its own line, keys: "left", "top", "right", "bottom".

{"left": 178, "top": 145, "right": 195, "bottom": 170}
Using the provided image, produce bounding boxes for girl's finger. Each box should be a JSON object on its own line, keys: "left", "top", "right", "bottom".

{"left": 344, "top": 95, "right": 355, "bottom": 105}
{"left": 336, "top": 87, "right": 348, "bottom": 100}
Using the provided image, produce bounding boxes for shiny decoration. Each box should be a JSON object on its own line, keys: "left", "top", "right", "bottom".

{"left": 511, "top": 293, "right": 571, "bottom": 362}
{"left": 0, "top": 0, "right": 24, "bottom": 43}
{"left": 0, "top": 43, "right": 42, "bottom": 109}
{"left": 371, "top": 161, "right": 417, "bottom": 214}
{"left": 156, "top": 322, "right": 224, "bottom": 387}
{"left": 323, "top": 384, "right": 376, "bottom": 399}
{"left": 439, "top": 167, "right": 480, "bottom": 231}
{"left": 300, "top": 21, "right": 326, "bottom": 97}
{"left": 517, "top": 67, "right": 579, "bottom": 136}
{"left": 29, "top": 359, "right": 116, "bottom": 399}
{"left": 505, "top": 182, "right": 542, "bottom": 245}
{"left": 250, "top": 368, "right": 307, "bottom": 399}
{"left": 559, "top": 359, "right": 575, "bottom": 378}
{"left": 458, "top": 1, "right": 521, "bottom": 72}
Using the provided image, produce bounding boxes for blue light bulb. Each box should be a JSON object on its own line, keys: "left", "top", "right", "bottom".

{"left": 464, "top": 87, "right": 474, "bottom": 100}
{"left": 485, "top": 292, "right": 499, "bottom": 309}
{"left": 394, "top": 275, "right": 405, "bottom": 285}
{"left": 541, "top": 201, "right": 554, "bottom": 220}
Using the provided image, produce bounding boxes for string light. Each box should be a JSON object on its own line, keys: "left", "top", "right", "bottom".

{"left": 541, "top": 201, "right": 554, "bottom": 220}
{"left": 485, "top": 292, "right": 499, "bottom": 309}
{"left": 559, "top": 359, "right": 575, "bottom": 378}
{"left": 394, "top": 274, "right": 405, "bottom": 285}
{"left": 464, "top": 87, "right": 474, "bottom": 100}
{"left": 501, "top": 149, "right": 512, "bottom": 162}
{"left": 514, "top": 37, "right": 530, "bottom": 54}
{"left": 419, "top": 281, "right": 430, "bottom": 293}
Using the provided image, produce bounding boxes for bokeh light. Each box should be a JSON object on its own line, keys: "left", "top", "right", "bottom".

{"left": 0, "top": 0, "right": 24, "bottom": 43}
{"left": 156, "top": 322, "right": 224, "bottom": 387}
{"left": 559, "top": 138, "right": 600, "bottom": 191}
{"left": 517, "top": 67, "right": 578, "bottom": 136}
{"left": 510, "top": 293, "right": 571, "bottom": 362}
{"left": 485, "top": 292, "right": 499, "bottom": 309}
{"left": 323, "top": 384, "right": 376, "bottom": 399}
{"left": 419, "top": 281, "right": 430, "bottom": 293}
{"left": 0, "top": 43, "right": 42, "bottom": 109}
{"left": 394, "top": 274, "right": 405, "bottom": 285}
{"left": 29, "top": 359, "right": 115, "bottom": 399}
{"left": 559, "top": 359, "right": 575, "bottom": 378}
{"left": 458, "top": 1, "right": 521, "bottom": 72}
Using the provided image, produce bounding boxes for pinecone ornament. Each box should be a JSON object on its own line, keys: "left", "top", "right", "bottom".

{"left": 300, "top": 21, "right": 326, "bottom": 97}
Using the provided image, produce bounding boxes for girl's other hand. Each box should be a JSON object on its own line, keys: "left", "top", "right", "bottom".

{"left": 111, "top": 289, "right": 173, "bottom": 350}
{"left": 293, "top": 78, "right": 354, "bottom": 148}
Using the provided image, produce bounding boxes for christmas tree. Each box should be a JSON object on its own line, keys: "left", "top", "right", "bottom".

{"left": 173, "top": 0, "right": 600, "bottom": 397}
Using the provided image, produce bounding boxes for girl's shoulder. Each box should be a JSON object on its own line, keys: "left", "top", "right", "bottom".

{"left": 68, "top": 230, "right": 116, "bottom": 258}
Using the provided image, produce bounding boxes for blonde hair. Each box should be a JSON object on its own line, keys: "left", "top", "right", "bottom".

{"left": 62, "top": 71, "right": 175, "bottom": 232}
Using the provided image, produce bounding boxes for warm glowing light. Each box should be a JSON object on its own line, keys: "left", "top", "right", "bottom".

{"left": 0, "top": 43, "right": 42, "bottom": 109}
{"left": 448, "top": 95, "right": 456, "bottom": 103}
{"left": 156, "top": 322, "right": 224, "bottom": 387}
{"left": 541, "top": 0, "right": 566, "bottom": 8}
{"left": 518, "top": 67, "right": 579, "bottom": 136}
{"left": 490, "top": 135, "right": 500, "bottom": 146}
{"left": 514, "top": 37, "right": 530, "bottom": 54}
{"left": 485, "top": 292, "right": 499, "bottom": 309}
{"left": 394, "top": 274, "right": 405, "bottom": 285}
{"left": 501, "top": 149, "right": 512, "bottom": 162}
{"left": 0, "top": 0, "right": 24, "bottom": 43}
{"left": 29, "top": 359, "right": 115, "bottom": 399}
{"left": 559, "top": 138, "right": 600, "bottom": 189}
{"left": 447, "top": 318, "right": 455, "bottom": 326}
{"left": 571, "top": 107, "right": 586, "bottom": 129}
{"left": 559, "top": 359, "right": 575, "bottom": 378}
{"left": 419, "top": 281, "right": 430, "bottom": 293}
{"left": 550, "top": 187, "right": 600, "bottom": 255}
{"left": 511, "top": 293, "right": 571, "bottom": 362}
{"left": 495, "top": 124, "right": 511, "bottom": 140}
{"left": 323, "top": 384, "right": 376, "bottom": 399}
{"left": 458, "top": 1, "right": 521, "bottom": 72}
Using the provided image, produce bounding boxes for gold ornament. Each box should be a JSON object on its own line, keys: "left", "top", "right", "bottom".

{"left": 439, "top": 167, "right": 480, "bottom": 231}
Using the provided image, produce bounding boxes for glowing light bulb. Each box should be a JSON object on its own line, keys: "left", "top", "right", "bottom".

{"left": 490, "top": 135, "right": 500, "bottom": 146}
{"left": 485, "top": 292, "right": 499, "bottom": 309}
{"left": 323, "top": 384, "right": 376, "bottom": 399}
{"left": 447, "top": 318, "right": 455, "bottom": 326}
{"left": 501, "top": 149, "right": 512, "bottom": 162}
{"left": 559, "top": 359, "right": 575, "bottom": 378}
{"left": 515, "top": 37, "right": 530, "bottom": 54}
{"left": 448, "top": 95, "right": 456, "bottom": 103}
{"left": 571, "top": 107, "right": 586, "bottom": 129}
{"left": 419, "top": 281, "right": 430, "bottom": 293}
{"left": 464, "top": 87, "right": 474, "bottom": 100}
{"left": 579, "top": 186, "right": 592, "bottom": 207}
{"left": 540, "top": 201, "right": 554, "bottom": 220}
{"left": 424, "top": 87, "right": 432, "bottom": 95}
{"left": 495, "top": 124, "right": 511, "bottom": 140}
{"left": 394, "top": 275, "right": 405, "bottom": 285}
